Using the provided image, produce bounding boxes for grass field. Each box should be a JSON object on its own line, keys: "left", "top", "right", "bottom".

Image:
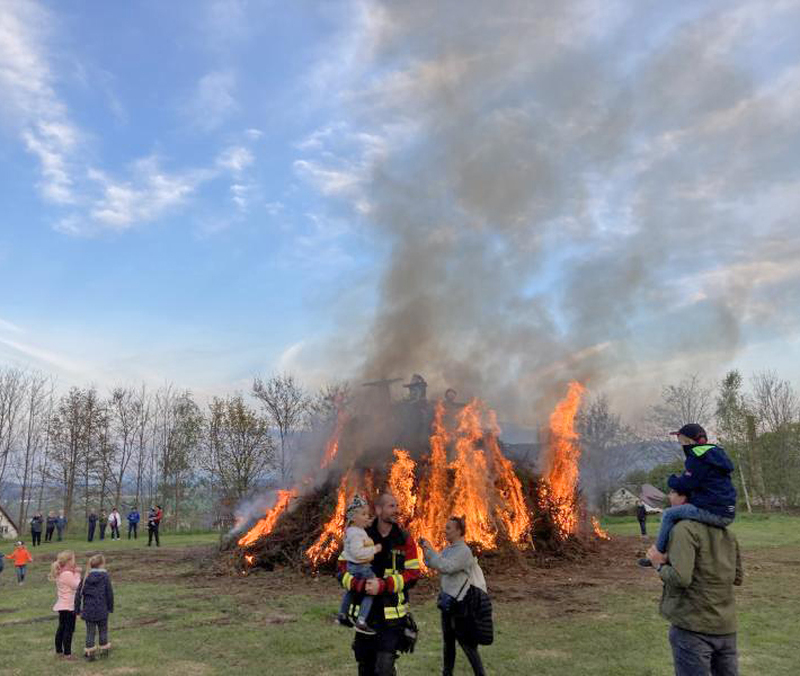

{"left": 0, "top": 514, "right": 798, "bottom": 675}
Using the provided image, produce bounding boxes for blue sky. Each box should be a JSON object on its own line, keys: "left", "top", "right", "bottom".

{"left": 2, "top": 0, "right": 800, "bottom": 419}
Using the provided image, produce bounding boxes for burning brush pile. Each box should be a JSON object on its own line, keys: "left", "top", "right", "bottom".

{"left": 227, "top": 380, "right": 610, "bottom": 574}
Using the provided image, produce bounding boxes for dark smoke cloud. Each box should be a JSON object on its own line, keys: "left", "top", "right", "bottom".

{"left": 299, "top": 0, "right": 800, "bottom": 424}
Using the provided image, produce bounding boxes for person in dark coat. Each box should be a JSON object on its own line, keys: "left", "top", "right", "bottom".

{"left": 127, "top": 507, "right": 140, "bottom": 539}
{"left": 30, "top": 513, "right": 43, "bottom": 546}
{"left": 45, "top": 511, "right": 57, "bottom": 542}
{"left": 75, "top": 554, "right": 114, "bottom": 661}
{"left": 99, "top": 511, "right": 107, "bottom": 540}
{"left": 636, "top": 501, "right": 648, "bottom": 536}
{"left": 87, "top": 512, "right": 98, "bottom": 542}
{"left": 56, "top": 511, "right": 67, "bottom": 541}
{"left": 147, "top": 505, "right": 162, "bottom": 547}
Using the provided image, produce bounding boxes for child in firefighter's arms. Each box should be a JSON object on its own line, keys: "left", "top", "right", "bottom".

{"left": 337, "top": 495, "right": 382, "bottom": 635}
{"left": 640, "top": 423, "right": 737, "bottom": 567}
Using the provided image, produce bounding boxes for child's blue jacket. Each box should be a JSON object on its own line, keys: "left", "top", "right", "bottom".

{"left": 668, "top": 444, "right": 737, "bottom": 518}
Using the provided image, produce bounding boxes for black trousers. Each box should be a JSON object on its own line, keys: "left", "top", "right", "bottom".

{"left": 85, "top": 619, "right": 109, "bottom": 649}
{"left": 148, "top": 524, "right": 160, "bottom": 546}
{"left": 128, "top": 522, "right": 138, "bottom": 539}
{"left": 99, "top": 524, "right": 106, "bottom": 540}
{"left": 45, "top": 526, "right": 55, "bottom": 542}
{"left": 638, "top": 519, "right": 647, "bottom": 535}
{"left": 441, "top": 611, "right": 486, "bottom": 676}
{"left": 88, "top": 524, "right": 96, "bottom": 541}
{"left": 55, "top": 610, "right": 76, "bottom": 655}
{"left": 353, "top": 623, "right": 403, "bottom": 676}
{"left": 31, "top": 530, "right": 41, "bottom": 546}
{"left": 110, "top": 524, "right": 120, "bottom": 539}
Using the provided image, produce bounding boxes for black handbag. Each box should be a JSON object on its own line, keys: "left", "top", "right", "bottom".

{"left": 437, "top": 575, "right": 470, "bottom": 614}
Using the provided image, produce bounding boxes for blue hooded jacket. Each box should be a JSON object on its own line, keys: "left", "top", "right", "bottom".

{"left": 668, "top": 444, "right": 737, "bottom": 518}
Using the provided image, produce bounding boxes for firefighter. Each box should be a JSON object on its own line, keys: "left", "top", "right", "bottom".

{"left": 338, "top": 493, "right": 421, "bottom": 676}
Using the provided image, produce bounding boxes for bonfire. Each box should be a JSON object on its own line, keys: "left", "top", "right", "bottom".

{"left": 228, "top": 380, "right": 610, "bottom": 573}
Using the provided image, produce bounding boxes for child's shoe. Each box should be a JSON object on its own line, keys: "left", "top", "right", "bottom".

{"left": 637, "top": 557, "right": 653, "bottom": 567}
{"left": 336, "top": 613, "right": 353, "bottom": 628}
{"left": 354, "top": 618, "right": 376, "bottom": 635}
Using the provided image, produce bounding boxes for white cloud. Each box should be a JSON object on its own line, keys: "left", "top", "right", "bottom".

{"left": 186, "top": 69, "right": 238, "bottom": 131}
{"left": 217, "top": 145, "right": 254, "bottom": 174}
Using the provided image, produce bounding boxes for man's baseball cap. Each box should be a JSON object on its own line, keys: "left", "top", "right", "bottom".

{"left": 670, "top": 423, "right": 707, "bottom": 441}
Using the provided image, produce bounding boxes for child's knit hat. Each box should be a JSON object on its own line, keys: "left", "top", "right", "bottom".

{"left": 346, "top": 495, "right": 369, "bottom": 523}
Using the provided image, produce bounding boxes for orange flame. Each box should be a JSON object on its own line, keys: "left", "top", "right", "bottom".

{"left": 451, "top": 400, "right": 496, "bottom": 548}
{"left": 388, "top": 448, "right": 417, "bottom": 524}
{"left": 305, "top": 473, "right": 351, "bottom": 566}
{"left": 591, "top": 516, "right": 611, "bottom": 540}
{"left": 321, "top": 407, "right": 349, "bottom": 468}
{"left": 238, "top": 489, "right": 297, "bottom": 547}
{"left": 543, "top": 381, "right": 586, "bottom": 538}
{"left": 486, "top": 410, "right": 530, "bottom": 545}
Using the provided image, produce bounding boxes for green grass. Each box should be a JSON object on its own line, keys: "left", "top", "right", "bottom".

{"left": 1, "top": 521, "right": 798, "bottom": 675}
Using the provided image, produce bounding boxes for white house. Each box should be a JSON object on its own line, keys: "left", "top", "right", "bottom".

{"left": 0, "top": 504, "right": 19, "bottom": 540}
{"left": 609, "top": 484, "right": 665, "bottom": 515}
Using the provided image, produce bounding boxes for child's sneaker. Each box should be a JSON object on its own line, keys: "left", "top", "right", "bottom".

{"left": 637, "top": 558, "right": 652, "bottom": 567}
{"left": 354, "top": 618, "right": 376, "bottom": 635}
{"left": 336, "top": 613, "right": 353, "bottom": 628}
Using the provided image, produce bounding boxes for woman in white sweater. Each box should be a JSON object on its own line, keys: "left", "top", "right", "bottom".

{"left": 420, "top": 516, "right": 487, "bottom": 676}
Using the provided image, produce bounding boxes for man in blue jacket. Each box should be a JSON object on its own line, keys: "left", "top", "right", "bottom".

{"left": 127, "top": 507, "right": 140, "bottom": 539}
{"left": 640, "top": 423, "right": 737, "bottom": 567}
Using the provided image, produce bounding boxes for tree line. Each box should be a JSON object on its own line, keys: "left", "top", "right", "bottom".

{"left": 0, "top": 367, "right": 348, "bottom": 532}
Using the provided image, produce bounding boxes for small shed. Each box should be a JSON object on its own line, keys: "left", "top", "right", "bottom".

{"left": 609, "top": 484, "right": 664, "bottom": 515}
{"left": 0, "top": 504, "right": 19, "bottom": 539}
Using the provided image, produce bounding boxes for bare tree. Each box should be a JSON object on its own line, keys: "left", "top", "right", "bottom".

{"left": 649, "top": 374, "right": 713, "bottom": 458}
{"left": 132, "top": 385, "right": 152, "bottom": 508}
{"left": 15, "top": 372, "right": 52, "bottom": 525}
{"left": 715, "top": 370, "right": 753, "bottom": 513}
{"left": 50, "top": 387, "right": 89, "bottom": 518}
{"left": 203, "top": 395, "right": 274, "bottom": 519}
{"left": 751, "top": 371, "right": 798, "bottom": 434}
{"left": 108, "top": 386, "right": 141, "bottom": 508}
{"left": 252, "top": 373, "right": 309, "bottom": 486}
{"left": 0, "top": 367, "right": 27, "bottom": 496}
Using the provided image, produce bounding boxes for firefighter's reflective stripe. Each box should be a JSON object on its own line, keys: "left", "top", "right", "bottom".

{"left": 384, "top": 603, "right": 409, "bottom": 620}
{"left": 388, "top": 573, "right": 404, "bottom": 593}
{"left": 341, "top": 571, "right": 354, "bottom": 590}
{"left": 405, "top": 558, "right": 420, "bottom": 570}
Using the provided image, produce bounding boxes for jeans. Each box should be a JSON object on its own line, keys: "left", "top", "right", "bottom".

{"left": 441, "top": 611, "right": 486, "bottom": 676}
{"left": 99, "top": 524, "right": 106, "bottom": 540}
{"left": 340, "top": 562, "right": 375, "bottom": 622}
{"left": 88, "top": 524, "right": 96, "bottom": 542}
{"left": 669, "top": 625, "right": 737, "bottom": 676}
{"left": 128, "top": 523, "right": 138, "bottom": 539}
{"left": 638, "top": 518, "right": 647, "bottom": 535}
{"left": 31, "top": 530, "right": 41, "bottom": 546}
{"left": 45, "top": 526, "right": 55, "bottom": 542}
{"left": 55, "top": 610, "right": 76, "bottom": 655}
{"left": 16, "top": 565, "right": 26, "bottom": 583}
{"left": 56, "top": 527, "right": 64, "bottom": 541}
{"left": 656, "top": 505, "right": 734, "bottom": 553}
{"left": 85, "top": 619, "right": 109, "bottom": 649}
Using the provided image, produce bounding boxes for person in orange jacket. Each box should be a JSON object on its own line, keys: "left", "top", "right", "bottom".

{"left": 6, "top": 541, "right": 34, "bottom": 585}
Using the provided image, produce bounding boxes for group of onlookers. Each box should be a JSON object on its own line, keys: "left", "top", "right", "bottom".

{"left": 27, "top": 511, "right": 68, "bottom": 546}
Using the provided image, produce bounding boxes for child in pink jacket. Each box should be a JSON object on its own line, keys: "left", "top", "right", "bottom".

{"left": 49, "top": 550, "right": 81, "bottom": 659}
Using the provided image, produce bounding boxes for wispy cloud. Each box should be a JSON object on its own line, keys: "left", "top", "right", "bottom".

{"left": 0, "top": 336, "right": 83, "bottom": 374}
{"left": 185, "top": 69, "right": 239, "bottom": 131}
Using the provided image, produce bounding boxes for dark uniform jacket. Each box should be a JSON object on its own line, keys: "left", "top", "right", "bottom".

{"left": 30, "top": 516, "right": 43, "bottom": 533}
{"left": 338, "top": 521, "right": 421, "bottom": 625}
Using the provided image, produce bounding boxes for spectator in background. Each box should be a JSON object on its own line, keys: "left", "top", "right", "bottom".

{"left": 56, "top": 511, "right": 67, "bottom": 541}
{"left": 147, "top": 505, "right": 162, "bottom": 547}
{"left": 108, "top": 508, "right": 121, "bottom": 540}
{"left": 87, "top": 511, "right": 98, "bottom": 542}
{"left": 99, "top": 511, "right": 107, "bottom": 541}
{"left": 6, "top": 541, "right": 33, "bottom": 584}
{"left": 46, "top": 511, "right": 57, "bottom": 543}
{"left": 127, "top": 507, "right": 140, "bottom": 539}
{"left": 30, "top": 512, "right": 43, "bottom": 547}
{"left": 636, "top": 501, "right": 648, "bottom": 537}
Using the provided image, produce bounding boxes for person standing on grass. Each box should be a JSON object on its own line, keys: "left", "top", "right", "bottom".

{"left": 6, "top": 541, "right": 33, "bottom": 584}
{"left": 647, "top": 488, "right": 743, "bottom": 676}
{"left": 56, "top": 511, "right": 67, "bottom": 541}
{"left": 30, "top": 512, "right": 43, "bottom": 546}
{"left": 420, "top": 516, "right": 488, "bottom": 676}
{"left": 75, "top": 554, "right": 114, "bottom": 661}
{"left": 127, "top": 506, "right": 140, "bottom": 539}
{"left": 46, "top": 511, "right": 57, "bottom": 543}
{"left": 338, "top": 492, "right": 421, "bottom": 676}
{"left": 87, "top": 511, "right": 98, "bottom": 542}
{"left": 99, "top": 511, "right": 107, "bottom": 540}
{"left": 636, "top": 501, "right": 648, "bottom": 536}
{"left": 108, "top": 508, "right": 121, "bottom": 540}
{"left": 50, "top": 550, "right": 81, "bottom": 660}
{"left": 147, "top": 505, "right": 162, "bottom": 547}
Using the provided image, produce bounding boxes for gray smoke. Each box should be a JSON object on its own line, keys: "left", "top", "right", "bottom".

{"left": 304, "top": 0, "right": 800, "bottom": 424}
